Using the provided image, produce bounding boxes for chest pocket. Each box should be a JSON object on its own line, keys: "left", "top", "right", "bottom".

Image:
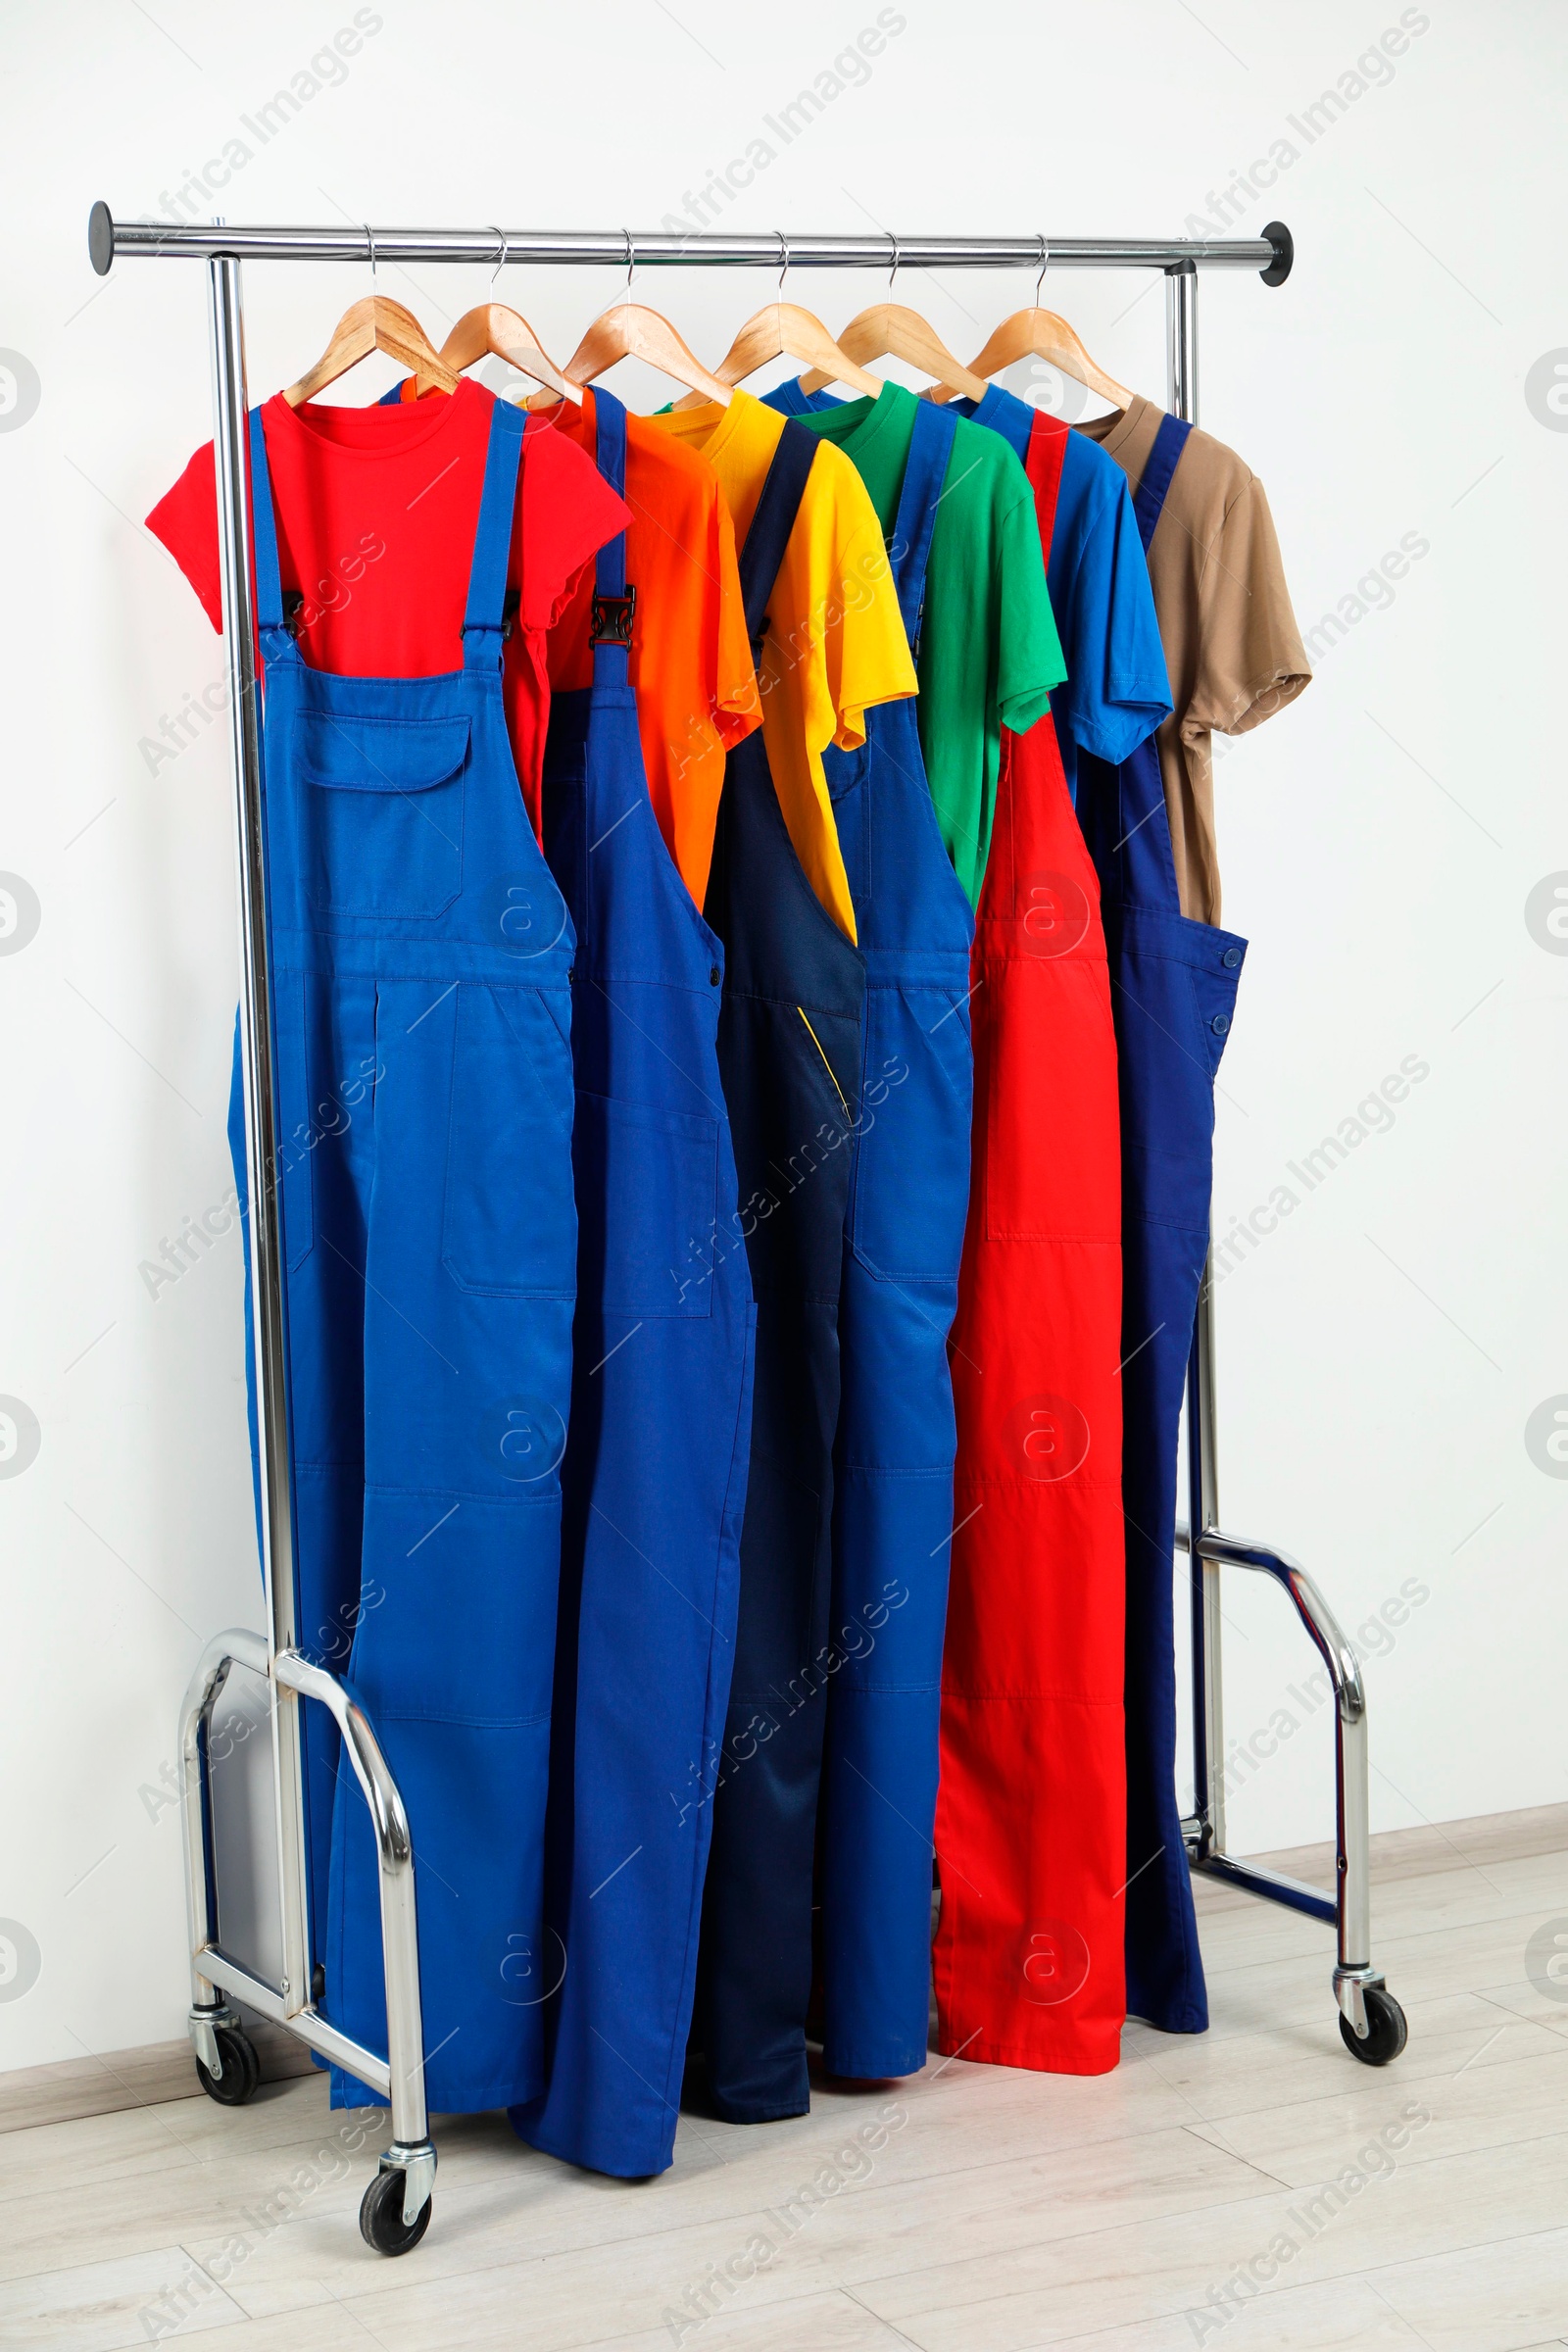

{"left": 295, "top": 709, "right": 467, "bottom": 921}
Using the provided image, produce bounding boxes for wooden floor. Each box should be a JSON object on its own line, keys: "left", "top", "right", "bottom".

{"left": 5, "top": 1805, "right": 1568, "bottom": 2352}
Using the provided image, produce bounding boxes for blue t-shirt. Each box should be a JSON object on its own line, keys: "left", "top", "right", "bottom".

{"left": 765, "top": 375, "right": 1170, "bottom": 803}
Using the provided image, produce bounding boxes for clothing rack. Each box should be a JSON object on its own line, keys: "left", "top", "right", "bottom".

{"left": 88, "top": 202, "right": 1402, "bottom": 2256}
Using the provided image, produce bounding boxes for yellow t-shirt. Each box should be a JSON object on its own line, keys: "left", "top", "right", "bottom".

{"left": 651, "top": 388, "right": 917, "bottom": 944}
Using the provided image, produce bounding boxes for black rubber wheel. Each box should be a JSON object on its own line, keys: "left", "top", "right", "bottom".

{"left": 1340, "top": 1984, "right": 1408, "bottom": 2066}
{"left": 359, "top": 2166, "right": 432, "bottom": 2256}
{"left": 195, "top": 2025, "right": 261, "bottom": 2106}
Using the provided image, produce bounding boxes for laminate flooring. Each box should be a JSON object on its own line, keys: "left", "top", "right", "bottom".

{"left": 4, "top": 1805, "right": 1566, "bottom": 2352}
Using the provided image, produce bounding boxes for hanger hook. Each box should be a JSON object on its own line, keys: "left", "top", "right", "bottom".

{"left": 365, "top": 222, "right": 376, "bottom": 286}
{"left": 622, "top": 226, "right": 635, "bottom": 304}
{"left": 490, "top": 224, "right": 508, "bottom": 284}
{"left": 775, "top": 228, "right": 790, "bottom": 298}
{"left": 887, "top": 230, "right": 901, "bottom": 292}
{"left": 1035, "top": 233, "right": 1050, "bottom": 305}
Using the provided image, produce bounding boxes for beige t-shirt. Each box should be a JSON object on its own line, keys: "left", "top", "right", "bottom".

{"left": 1077, "top": 396, "right": 1310, "bottom": 927}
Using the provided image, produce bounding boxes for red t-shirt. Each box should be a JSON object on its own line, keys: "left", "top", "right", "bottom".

{"left": 146, "top": 377, "right": 630, "bottom": 807}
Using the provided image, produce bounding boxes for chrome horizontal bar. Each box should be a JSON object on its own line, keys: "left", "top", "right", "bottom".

{"left": 198, "top": 1944, "right": 393, "bottom": 2095}
{"left": 89, "top": 205, "right": 1290, "bottom": 280}
{"left": 1192, "top": 1850, "right": 1338, "bottom": 1927}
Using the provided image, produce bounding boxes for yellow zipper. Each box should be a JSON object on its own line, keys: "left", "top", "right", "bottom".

{"left": 797, "top": 1006, "right": 851, "bottom": 1118}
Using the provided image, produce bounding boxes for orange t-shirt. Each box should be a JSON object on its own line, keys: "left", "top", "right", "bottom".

{"left": 387, "top": 380, "right": 761, "bottom": 907}
{"left": 530, "top": 394, "right": 761, "bottom": 908}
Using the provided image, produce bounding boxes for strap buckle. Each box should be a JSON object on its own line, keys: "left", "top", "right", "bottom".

{"left": 590, "top": 586, "right": 636, "bottom": 648}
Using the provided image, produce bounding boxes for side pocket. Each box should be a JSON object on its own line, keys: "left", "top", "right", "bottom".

{"left": 1184, "top": 920, "right": 1247, "bottom": 1081}
{"left": 442, "top": 983, "right": 576, "bottom": 1297}
{"left": 275, "top": 969, "right": 316, "bottom": 1272}
{"left": 854, "top": 982, "right": 975, "bottom": 1281}
{"left": 574, "top": 1092, "right": 719, "bottom": 1319}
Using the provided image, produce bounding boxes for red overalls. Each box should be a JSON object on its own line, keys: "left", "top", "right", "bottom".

{"left": 933, "top": 413, "right": 1128, "bottom": 2074}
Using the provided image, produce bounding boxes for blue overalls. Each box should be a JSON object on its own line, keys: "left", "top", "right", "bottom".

{"left": 508, "top": 392, "right": 756, "bottom": 2179}
{"left": 694, "top": 421, "right": 868, "bottom": 2124}
{"left": 1076, "top": 415, "right": 1248, "bottom": 2036}
{"left": 815, "top": 397, "right": 975, "bottom": 2082}
{"left": 234, "top": 398, "right": 578, "bottom": 2113}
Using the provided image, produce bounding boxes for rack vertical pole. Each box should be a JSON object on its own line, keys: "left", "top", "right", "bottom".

{"left": 1164, "top": 261, "right": 1226, "bottom": 1863}
{"left": 205, "top": 253, "right": 312, "bottom": 2018}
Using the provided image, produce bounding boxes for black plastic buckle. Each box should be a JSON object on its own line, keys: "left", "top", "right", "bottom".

{"left": 590, "top": 585, "right": 637, "bottom": 648}
{"left": 282, "top": 589, "right": 305, "bottom": 639}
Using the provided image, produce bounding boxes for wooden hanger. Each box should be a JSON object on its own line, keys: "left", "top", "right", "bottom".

{"left": 705, "top": 240, "right": 883, "bottom": 401}
{"left": 953, "top": 244, "right": 1134, "bottom": 409}
{"left": 284, "top": 295, "right": 460, "bottom": 408}
{"left": 961, "top": 307, "right": 1134, "bottom": 409}
{"left": 799, "top": 302, "right": 987, "bottom": 403}
{"left": 440, "top": 303, "right": 581, "bottom": 405}
{"left": 549, "top": 300, "right": 732, "bottom": 406}
{"left": 673, "top": 299, "right": 883, "bottom": 413}
{"left": 530, "top": 241, "right": 729, "bottom": 408}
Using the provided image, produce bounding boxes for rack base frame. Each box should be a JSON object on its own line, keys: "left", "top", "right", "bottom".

{"left": 89, "top": 199, "right": 1400, "bottom": 2255}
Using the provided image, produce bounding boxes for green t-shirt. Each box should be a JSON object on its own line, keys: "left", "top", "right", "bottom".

{"left": 776, "top": 380, "right": 1064, "bottom": 907}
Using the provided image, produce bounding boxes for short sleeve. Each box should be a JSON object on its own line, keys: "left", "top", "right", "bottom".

{"left": 147, "top": 443, "right": 222, "bottom": 629}
{"left": 818, "top": 505, "right": 918, "bottom": 755}
{"left": 1056, "top": 473, "right": 1171, "bottom": 766}
{"left": 1186, "top": 475, "right": 1310, "bottom": 740}
{"left": 515, "top": 417, "right": 633, "bottom": 632}
{"left": 995, "top": 487, "right": 1063, "bottom": 739}
{"left": 709, "top": 490, "right": 762, "bottom": 751}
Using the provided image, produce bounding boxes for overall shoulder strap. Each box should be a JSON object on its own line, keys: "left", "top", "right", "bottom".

{"left": 247, "top": 407, "right": 292, "bottom": 662}
{"left": 738, "top": 419, "right": 819, "bottom": 652}
{"left": 888, "top": 396, "right": 958, "bottom": 650}
{"left": 1131, "top": 412, "right": 1193, "bottom": 555}
{"left": 587, "top": 388, "right": 634, "bottom": 687}
{"left": 1024, "top": 411, "right": 1070, "bottom": 563}
{"left": 462, "top": 398, "right": 526, "bottom": 669}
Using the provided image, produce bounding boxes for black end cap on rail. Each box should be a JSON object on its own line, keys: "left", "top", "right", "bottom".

{"left": 1260, "top": 220, "right": 1293, "bottom": 286}
{"left": 88, "top": 202, "right": 115, "bottom": 276}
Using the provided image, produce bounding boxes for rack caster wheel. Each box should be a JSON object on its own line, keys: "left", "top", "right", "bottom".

{"left": 1340, "top": 1984, "right": 1407, "bottom": 2066}
{"left": 195, "top": 2024, "right": 260, "bottom": 2106}
{"left": 360, "top": 2165, "right": 432, "bottom": 2256}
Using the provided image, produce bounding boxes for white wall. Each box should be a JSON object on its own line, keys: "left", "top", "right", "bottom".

{"left": 2, "top": 0, "right": 1563, "bottom": 2070}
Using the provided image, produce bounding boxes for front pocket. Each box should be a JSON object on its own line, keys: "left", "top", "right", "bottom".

{"left": 295, "top": 708, "right": 468, "bottom": 921}
{"left": 573, "top": 1092, "right": 720, "bottom": 1319}
{"left": 853, "top": 982, "right": 975, "bottom": 1282}
{"left": 442, "top": 984, "right": 576, "bottom": 1297}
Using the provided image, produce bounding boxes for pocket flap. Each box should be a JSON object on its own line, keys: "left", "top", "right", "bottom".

{"left": 295, "top": 710, "right": 470, "bottom": 794}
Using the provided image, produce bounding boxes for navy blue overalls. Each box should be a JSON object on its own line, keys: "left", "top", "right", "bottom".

{"left": 814, "top": 397, "right": 975, "bottom": 2083}
{"left": 233, "top": 398, "right": 578, "bottom": 2113}
{"left": 1076, "top": 415, "right": 1248, "bottom": 2035}
{"left": 694, "top": 421, "right": 867, "bottom": 2124}
{"left": 508, "top": 392, "right": 756, "bottom": 2179}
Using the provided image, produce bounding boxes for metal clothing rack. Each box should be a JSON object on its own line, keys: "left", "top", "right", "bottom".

{"left": 87, "top": 202, "right": 1400, "bottom": 2257}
